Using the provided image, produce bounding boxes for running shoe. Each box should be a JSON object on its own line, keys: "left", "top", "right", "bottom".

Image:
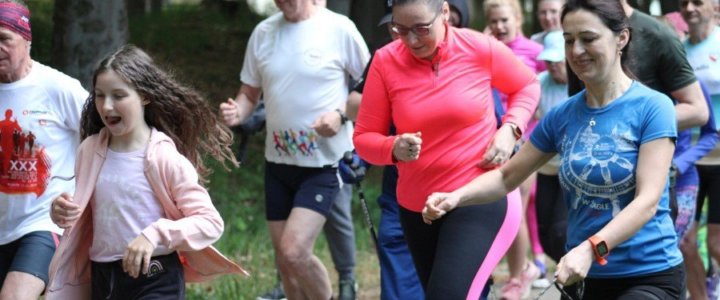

{"left": 338, "top": 279, "right": 358, "bottom": 300}
{"left": 531, "top": 258, "right": 551, "bottom": 289}
{"left": 500, "top": 278, "right": 526, "bottom": 300}
{"left": 256, "top": 282, "right": 286, "bottom": 300}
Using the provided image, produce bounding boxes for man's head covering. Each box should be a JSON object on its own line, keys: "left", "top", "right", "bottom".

{"left": 0, "top": 2, "right": 31, "bottom": 41}
{"left": 378, "top": 0, "right": 393, "bottom": 26}
{"left": 537, "top": 30, "right": 565, "bottom": 62}
{"left": 447, "top": 0, "right": 470, "bottom": 28}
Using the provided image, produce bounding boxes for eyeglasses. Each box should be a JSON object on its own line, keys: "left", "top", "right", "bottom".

{"left": 390, "top": 9, "right": 442, "bottom": 37}
{"left": 533, "top": 278, "right": 584, "bottom": 300}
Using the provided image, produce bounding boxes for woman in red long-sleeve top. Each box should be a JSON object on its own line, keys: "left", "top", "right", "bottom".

{"left": 352, "top": 0, "right": 539, "bottom": 298}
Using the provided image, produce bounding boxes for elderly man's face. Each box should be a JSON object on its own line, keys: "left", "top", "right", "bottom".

{"left": 680, "top": 0, "right": 716, "bottom": 25}
{"left": 0, "top": 27, "right": 29, "bottom": 80}
{"left": 275, "top": 0, "right": 312, "bottom": 21}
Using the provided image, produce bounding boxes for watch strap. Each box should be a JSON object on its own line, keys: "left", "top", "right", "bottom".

{"left": 335, "top": 108, "right": 348, "bottom": 125}
{"left": 505, "top": 122, "right": 522, "bottom": 140}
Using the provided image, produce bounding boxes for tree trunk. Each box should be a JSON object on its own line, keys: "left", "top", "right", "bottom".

{"left": 51, "top": 0, "right": 129, "bottom": 89}
{"left": 128, "top": 0, "right": 167, "bottom": 16}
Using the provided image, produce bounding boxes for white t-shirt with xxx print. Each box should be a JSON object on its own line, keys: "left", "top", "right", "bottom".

{"left": 0, "top": 61, "right": 87, "bottom": 244}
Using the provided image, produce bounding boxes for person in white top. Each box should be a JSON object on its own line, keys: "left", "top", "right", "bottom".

{"left": 219, "top": 0, "right": 370, "bottom": 299}
{"left": 530, "top": 0, "right": 565, "bottom": 44}
{"left": 0, "top": 1, "right": 87, "bottom": 299}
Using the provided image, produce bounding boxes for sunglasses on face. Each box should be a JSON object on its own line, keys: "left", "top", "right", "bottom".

{"left": 390, "top": 9, "right": 442, "bottom": 37}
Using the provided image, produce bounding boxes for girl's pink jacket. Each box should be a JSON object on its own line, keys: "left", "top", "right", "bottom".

{"left": 46, "top": 128, "right": 248, "bottom": 299}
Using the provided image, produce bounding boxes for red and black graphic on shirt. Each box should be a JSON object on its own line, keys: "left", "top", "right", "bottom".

{"left": 0, "top": 109, "right": 50, "bottom": 196}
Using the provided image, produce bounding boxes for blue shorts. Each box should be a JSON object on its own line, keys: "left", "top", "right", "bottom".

{"left": 265, "top": 161, "right": 339, "bottom": 221}
{"left": 0, "top": 231, "right": 60, "bottom": 285}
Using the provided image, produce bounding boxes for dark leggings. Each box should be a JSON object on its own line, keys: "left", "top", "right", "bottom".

{"left": 695, "top": 164, "right": 720, "bottom": 223}
{"left": 562, "top": 264, "right": 685, "bottom": 300}
{"left": 399, "top": 196, "right": 521, "bottom": 300}
{"left": 534, "top": 173, "right": 568, "bottom": 263}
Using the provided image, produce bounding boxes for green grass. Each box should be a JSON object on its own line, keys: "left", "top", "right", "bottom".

{"left": 128, "top": 5, "right": 385, "bottom": 299}
{"left": 26, "top": 2, "right": 384, "bottom": 299}
{"left": 187, "top": 135, "right": 383, "bottom": 299}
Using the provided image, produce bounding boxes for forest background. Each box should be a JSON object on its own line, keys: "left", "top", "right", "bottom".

{"left": 30, "top": 0, "right": 674, "bottom": 299}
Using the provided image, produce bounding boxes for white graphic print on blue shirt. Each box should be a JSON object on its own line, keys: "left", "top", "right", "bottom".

{"left": 530, "top": 82, "right": 682, "bottom": 278}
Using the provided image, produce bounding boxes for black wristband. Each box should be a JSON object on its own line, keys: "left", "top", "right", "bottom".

{"left": 335, "top": 108, "right": 348, "bottom": 125}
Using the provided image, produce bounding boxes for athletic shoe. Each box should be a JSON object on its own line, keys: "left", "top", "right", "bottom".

{"left": 500, "top": 278, "right": 526, "bottom": 300}
{"left": 338, "top": 279, "right": 358, "bottom": 300}
{"left": 707, "top": 273, "right": 720, "bottom": 300}
{"left": 256, "top": 283, "right": 286, "bottom": 300}
{"left": 518, "top": 262, "right": 541, "bottom": 296}
{"left": 531, "top": 258, "right": 551, "bottom": 289}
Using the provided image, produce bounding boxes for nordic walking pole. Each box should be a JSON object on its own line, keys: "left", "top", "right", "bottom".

{"left": 342, "top": 151, "right": 378, "bottom": 250}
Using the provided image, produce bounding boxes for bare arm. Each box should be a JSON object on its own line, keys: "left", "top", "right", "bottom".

{"left": 587, "top": 138, "right": 674, "bottom": 253}
{"left": 458, "top": 142, "right": 553, "bottom": 206}
{"left": 219, "top": 84, "right": 261, "bottom": 127}
{"left": 423, "top": 142, "right": 553, "bottom": 222}
{"left": 555, "top": 137, "right": 675, "bottom": 284}
{"left": 673, "top": 81, "right": 708, "bottom": 131}
{"left": 346, "top": 90, "right": 362, "bottom": 122}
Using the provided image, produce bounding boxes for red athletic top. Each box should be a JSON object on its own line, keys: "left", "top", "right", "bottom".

{"left": 353, "top": 26, "right": 540, "bottom": 212}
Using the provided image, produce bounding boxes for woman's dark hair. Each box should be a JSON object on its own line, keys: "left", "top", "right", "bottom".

{"left": 81, "top": 45, "right": 238, "bottom": 183}
{"left": 561, "top": 0, "right": 634, "bottom": 76}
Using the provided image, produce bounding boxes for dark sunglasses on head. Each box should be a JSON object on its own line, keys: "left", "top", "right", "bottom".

{"left": 390, "top": 8, "right": 442, "bottom": 37}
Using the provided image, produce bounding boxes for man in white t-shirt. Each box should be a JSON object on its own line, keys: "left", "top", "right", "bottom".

{"left": 219, "top": 0, "right": 369, "bottom": 299}
{"left": 0, "top": 1, "right": 87, "bottom": 299}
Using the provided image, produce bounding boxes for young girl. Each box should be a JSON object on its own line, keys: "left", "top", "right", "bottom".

{"left": 45, "top": 45, "right": 247, "bottom": 299}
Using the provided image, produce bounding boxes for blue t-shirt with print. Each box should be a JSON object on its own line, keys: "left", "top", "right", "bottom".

{"left": 530, "top": 81, "right": 682, "bottom": 278}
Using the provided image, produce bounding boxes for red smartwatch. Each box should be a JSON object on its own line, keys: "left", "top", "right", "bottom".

{"left": 588, "top": 235, "right": 609, "bottom": 266}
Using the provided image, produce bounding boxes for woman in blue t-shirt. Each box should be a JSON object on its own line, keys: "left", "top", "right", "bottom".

{"left": 422, "top": 0, "right": 685, "bottom": 299}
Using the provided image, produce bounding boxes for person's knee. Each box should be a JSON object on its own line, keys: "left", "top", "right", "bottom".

{"left": 0, "top": 272, "right": 44, "bottom": 300}
{"left": 279, "top": 241, "right": 313, "bottom": 270}
{"left": 680, "top": 233, "right": 700, "bottom": 255}
{"left": 680, "top": 242, "right": 699, "bottom": 256}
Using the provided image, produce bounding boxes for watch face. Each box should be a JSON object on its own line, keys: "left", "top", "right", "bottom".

{"left": 597, "top": 242, "right": 609, "bottom": 257}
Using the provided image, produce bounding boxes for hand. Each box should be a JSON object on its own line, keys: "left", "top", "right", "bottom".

{"left": 422, "top": 192, "right": 460, "bottom": 224}
{"left": 392, "top": 132, "right": 422, "bottom": 162}
{"left": 50, "top": 193, "right": 81, "bottom": 229}
{"left": 478, "top": 124, "right": 517, "bottom": 169}
{"left": 555, "top": 241, "right": 593, "bottom": 285}
{"left": 123, "top": 234, "right": 155, "bottom": 278}
{"left": 339, "top": 152, "right": 369, "bottom": 184}
{"left": 219, "top": 98, "right": 242, "bottom": 127}
{"left": 311, "top": 110, "right": 343, "bottom": 137}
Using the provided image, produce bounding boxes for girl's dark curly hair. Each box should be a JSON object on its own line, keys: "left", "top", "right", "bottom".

{"left": 80, "top": 44, "right": 238, "bottom": 182}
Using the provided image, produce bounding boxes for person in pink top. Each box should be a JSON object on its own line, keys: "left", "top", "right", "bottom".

{"left": 45, "top": 45, "right": 247, "bottom": 299}
{"left": 484, "top": 1, "right": 547, "bottom": 298}
{"left": 485, "top": 0, "right": 545, "bottom": 73}
{"left": 353, "top": 0, "right": 540, "bottom": 298}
